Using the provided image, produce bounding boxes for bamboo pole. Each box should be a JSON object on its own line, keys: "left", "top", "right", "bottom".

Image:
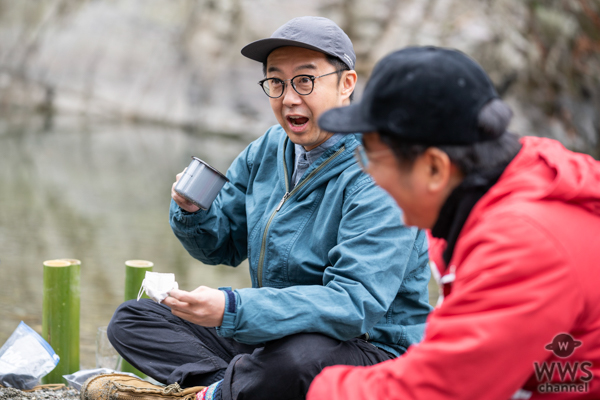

{"left": 121, "top": 259, "right": 153, "bottom": 376}
{"left": 60, "top": 259, "right": 81, "bottom": 375}
{"left": 124, "top": 259, "right": 153, "bottom": 301}
{"left": 41, "top": 259, "right": 80, "bottom": 384}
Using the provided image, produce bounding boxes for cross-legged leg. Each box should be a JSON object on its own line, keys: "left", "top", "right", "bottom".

{"left": 220, "top": 332, "right": 395, "bottom": 400}
{"left": 107, "top": 299, "right": 258, "bottom": 387}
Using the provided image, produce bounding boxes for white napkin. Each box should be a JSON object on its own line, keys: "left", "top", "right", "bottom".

{"left": 137, "top": 271, "right": 179, "bottom": 303}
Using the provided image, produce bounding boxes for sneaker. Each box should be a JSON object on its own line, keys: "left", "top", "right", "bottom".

{"left": 81, "top": 373, "right": 205, "bottom": 400}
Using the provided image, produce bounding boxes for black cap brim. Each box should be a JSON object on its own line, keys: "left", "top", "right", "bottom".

{"left": 318, "top": 103, "right": 376, "bottom": 134}
{"left": 242, "top": 38, "right": 336, "bottom": 64}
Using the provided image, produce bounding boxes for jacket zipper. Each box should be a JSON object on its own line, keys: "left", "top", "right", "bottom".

{"left": 256, "top": 143, "right": 346, "bottom": 287}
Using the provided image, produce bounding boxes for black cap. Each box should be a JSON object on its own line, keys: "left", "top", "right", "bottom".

{"left": 241, "top": 16, "right": 356, "bottom": 70}
{"left": 318, "top": 46, "right": 499, "bottom": 145}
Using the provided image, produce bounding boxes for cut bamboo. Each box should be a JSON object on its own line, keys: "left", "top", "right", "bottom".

{"left": 59, "top": 259, "right": 81, "bottom": 375}
{"left": 121, "top": 259, "right": 153, "bottom": 377}
{"left": 124, "top": 259, "right": 154, "bottom": 301}
{"left": 41, "top": 259, "right": 80, "bottom": 384}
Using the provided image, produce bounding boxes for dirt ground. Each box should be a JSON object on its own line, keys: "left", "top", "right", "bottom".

{"left": 0, "top": 387, "right": 79, "bottom": 400}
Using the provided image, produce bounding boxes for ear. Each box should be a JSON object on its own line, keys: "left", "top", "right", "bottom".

{"left": 340, "top": 70, "right": 357, "bottom": 103}
{"left": 422, "top": 147, "right": 453, "bottom": 194}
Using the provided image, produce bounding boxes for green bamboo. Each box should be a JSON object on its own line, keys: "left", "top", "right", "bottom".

{"left": 60, "top": 259, "right": 81, "bottom": 375}
{"left": 41, "top": 259, "right": 79, "bottom": 384}
{"left": 124, "top": 259, "right": 153, "bottom": 301}
{"left": 121, "top": 259, "right": 153, "bottom": 377}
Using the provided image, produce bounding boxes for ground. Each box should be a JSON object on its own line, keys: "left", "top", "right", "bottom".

{"left": 0, "top": 387, "right": 79, "bottom": 400}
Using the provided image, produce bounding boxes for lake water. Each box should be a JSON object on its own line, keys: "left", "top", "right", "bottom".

{"left": 0, "top": 113, "right": 253, "bottom": 368}
{"left": 0, "top": 113, "right": 438, "bottom": 369}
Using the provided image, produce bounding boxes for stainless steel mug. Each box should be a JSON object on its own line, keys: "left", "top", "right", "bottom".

{"left": 174, "top": 157, "right": 229, "bottom": 210}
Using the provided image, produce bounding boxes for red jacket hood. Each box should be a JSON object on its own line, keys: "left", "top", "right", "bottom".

{"left": 486, "top": 136, "right": 600, "bottom": 216}
{"left": 428, "top": 136, "right": 600, "bottom": 274}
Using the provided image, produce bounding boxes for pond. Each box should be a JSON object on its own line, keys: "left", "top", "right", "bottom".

{"left": 0, "top": 113, "right": 253, "bottom": 368}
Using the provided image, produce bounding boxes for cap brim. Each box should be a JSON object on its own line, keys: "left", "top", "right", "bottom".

{"left": 318, "top": 103, "right": 376, "bottom": 134}
{"left": 242, "top": 38, "right": 336, "bottom": 63}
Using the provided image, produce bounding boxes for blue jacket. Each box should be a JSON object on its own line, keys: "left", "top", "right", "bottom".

{"left": 169, "top": 125, "right": 432, "bottom": 356}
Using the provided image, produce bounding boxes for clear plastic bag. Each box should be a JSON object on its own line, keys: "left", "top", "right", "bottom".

{"left": 0, "top": 321, "right": 60, "bottom": 390}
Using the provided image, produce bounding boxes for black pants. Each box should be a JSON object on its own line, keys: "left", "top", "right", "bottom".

{"left": 107, "top": 299, "right": 394, "bottom": 400}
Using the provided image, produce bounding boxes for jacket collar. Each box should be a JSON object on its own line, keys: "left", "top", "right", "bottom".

{"left": 280, "top": 133, "right": 361, "bottom": 195}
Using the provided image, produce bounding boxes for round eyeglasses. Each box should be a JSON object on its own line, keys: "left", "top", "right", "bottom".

{"left": 258, "top": 70, "right": 344, "bottom": 98}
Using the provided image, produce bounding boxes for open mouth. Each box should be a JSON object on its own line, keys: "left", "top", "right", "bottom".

{"left": 287, "top": 115, "right": 309, "bottom": 127}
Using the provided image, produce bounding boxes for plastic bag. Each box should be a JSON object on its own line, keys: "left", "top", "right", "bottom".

{"left": 0, "top": 321, "right": 60, "bottom": 390}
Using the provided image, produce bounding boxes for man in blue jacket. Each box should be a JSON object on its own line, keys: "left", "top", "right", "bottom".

{"left": 106, "top": 17, "right": 432, "bottom": 400}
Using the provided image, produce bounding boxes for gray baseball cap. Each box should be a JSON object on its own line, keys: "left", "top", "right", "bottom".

{"left": 241, "top": 16, "right": 356, "bottom": 69}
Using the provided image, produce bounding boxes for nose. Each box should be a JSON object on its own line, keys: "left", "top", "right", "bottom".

{"left": 281, "top": 83, "right": 303, "bottom": 108}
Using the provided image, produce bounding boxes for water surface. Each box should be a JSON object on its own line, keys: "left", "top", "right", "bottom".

{"left": 0, "top": 114, "right": 252, "bottom": 368}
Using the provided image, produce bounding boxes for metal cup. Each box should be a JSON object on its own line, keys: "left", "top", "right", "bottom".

{"left": 174, "top": 157, "right": 229, "bottom": 210}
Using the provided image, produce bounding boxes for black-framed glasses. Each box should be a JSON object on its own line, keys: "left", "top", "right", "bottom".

{"left": 258, "top": 70, "right": 344, "bottom": 98}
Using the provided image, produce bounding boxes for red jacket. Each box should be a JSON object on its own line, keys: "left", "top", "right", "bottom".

{"left": 308, "top": 137, "right": 600, "bottom": 400}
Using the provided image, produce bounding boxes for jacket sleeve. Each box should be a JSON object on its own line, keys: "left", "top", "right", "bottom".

{"left": 169, "top": 143, "right": 252, "bottom": 267}
{"left": 217, "top": 176, "right": 431, "bottom": 345}
{"left": 307, "top": 212, "right": 584, "bottom": 400}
